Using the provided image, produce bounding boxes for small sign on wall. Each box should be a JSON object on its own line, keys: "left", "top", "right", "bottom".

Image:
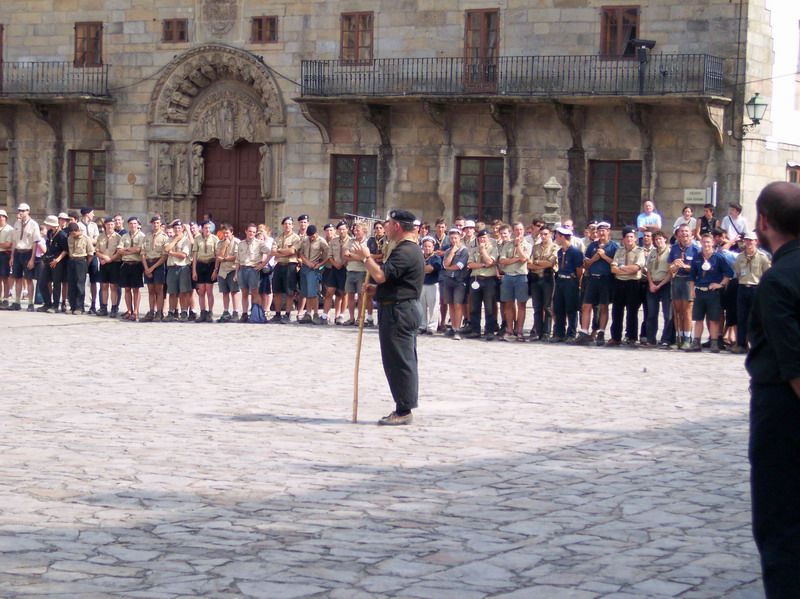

{"left": 683, "top": 188, "right": 707, "bottom": 204}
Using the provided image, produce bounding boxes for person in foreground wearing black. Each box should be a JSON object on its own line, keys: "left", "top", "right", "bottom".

{"left": 746, "top": 180, "right": 800, "bottom": 598}
{"left": 352, "top": 209, "right": 424, "bottom": 426}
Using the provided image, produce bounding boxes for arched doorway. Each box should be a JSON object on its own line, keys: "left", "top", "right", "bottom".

{"left": 196, "top": 141, "right": 261, "bottom": 236}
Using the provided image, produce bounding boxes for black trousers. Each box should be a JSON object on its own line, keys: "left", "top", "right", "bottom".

{"left": 469, "top": 277, "right": 496, "bottom": 335}
{"left": 39, "top": 259, "right": 67, "bottom": 307}
{"left": 737, "top": 285, "right": 757, "bottom": 348}
{"left": 68, "top": 258, "right": 88, "bottom": 311}
{"left": 750, "top": 382, "right": 800, "bottom": 598}
{"left": 378, "top": 300, "right": 421, "bottom": 415}
{"left": 553, "top": 277, "right": 579, "bottom": 339}
{"left": 610, "top": 279, "right": 642, "bottom": 342}
{"left": 646, "top": 284, "right": 673, "bottom": 344}
{"left": 530, "top": 274, "right": 554, "bottom": 338}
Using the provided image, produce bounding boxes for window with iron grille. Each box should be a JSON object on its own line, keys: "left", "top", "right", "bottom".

{"left": 600, "top": 6, "right": 639, "bottom": 57}
{"left": 251, "top": 16, "right": 278, "bottom": 43}
{"left": 340, "top": 12, "right": 373, "bottom": 63}
{"left": 455, "top": 157, "right": 504, "bottom": 223}
{"left": 74, "top": 22, "right": 103, "bottom": 67}
{"left": 330, "top": 155, "right": 377, "bottom": 218}
{"left": 588, "top": 160, "right": 642, "bottom": 227}
{"left": 69, "top": 151, "right": 106, "bottom": 210}
{"left": 162, "top": 19, "right": 188, "bottom": 43}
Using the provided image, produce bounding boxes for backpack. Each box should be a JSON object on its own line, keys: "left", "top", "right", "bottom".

{"left": 249, "top": 303, "right": 267, "bottom": 323}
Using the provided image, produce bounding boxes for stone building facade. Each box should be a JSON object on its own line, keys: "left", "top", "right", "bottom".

{"left": 0, "top": 0, "right": 796, "bottom": 233}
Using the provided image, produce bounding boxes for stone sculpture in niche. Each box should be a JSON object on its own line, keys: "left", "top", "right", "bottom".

{"left": 191, "top": 144, "right": 205, "bottom": 196}
{"left": 174, "top": 145, "right": 189, "bottom": 195}
{"left": 157, "top": 143, "right": 173, "bottom": 196}
{"left": 259, "top": 144, "right": 273, "bottom": 199}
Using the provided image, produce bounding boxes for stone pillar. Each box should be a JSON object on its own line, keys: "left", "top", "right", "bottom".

{"left": 542, "top": 176, "right": 563, "bottom": 228}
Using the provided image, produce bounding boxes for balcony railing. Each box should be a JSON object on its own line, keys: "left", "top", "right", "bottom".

{"left": 301, "top": 54, "right": 725, "bottom": 98}
{"left": 0, "top": 62, "right": 110, "bottom": 98}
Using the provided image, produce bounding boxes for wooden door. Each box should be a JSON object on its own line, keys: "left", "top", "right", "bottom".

{"left": 197, "top": 141, "right": 262, "bottom": 236}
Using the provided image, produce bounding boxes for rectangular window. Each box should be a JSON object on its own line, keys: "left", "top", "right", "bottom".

{"left": 69, "top": 150, "right": 106, "bottom": 210}
{"left": 589, "top": 160, "right": 642, "bottom": 227}
{"left": 600, "top": 6, "right": 639, "bottom": 57}
{"left": 162, "top": 19, "right": 188, "bottom": 43}
{"left": 340, "top": 12, "right": 373, "bottom": 63}
{"left": 251, "top": 16, "right": 278, "bottom": 43}
{"left": 455, "top": 157, "right": 504, "bottom": 223}
{"left": 74, "top": 22, "right": 103, "bottom": 67}
{"left": 0, "top": 149, "right": 8, "bottom": 207}
{"left": 788, "top": 165, "right": 800, "bottom": 184}
{"left": 330, "top": 155, "right": 377, "bottom": 218}
{"left": 464, "top": 9, "right": 499, "bottom": 91}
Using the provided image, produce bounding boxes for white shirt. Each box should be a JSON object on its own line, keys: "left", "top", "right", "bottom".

{"left": 13, "top": 218, "right": 41, "bottom": 251}
{"left": 721, "top": 214, "right": 748, "bottom": 240}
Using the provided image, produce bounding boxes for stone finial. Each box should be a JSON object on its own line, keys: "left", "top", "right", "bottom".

{"left": 542, "top": 177, "right": 563, "bottom": 228}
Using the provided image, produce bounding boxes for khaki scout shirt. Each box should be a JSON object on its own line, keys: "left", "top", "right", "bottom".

{"left": 345, "top": 237, "right": 367, "bottom": 272}
{"left": 143, "top": 231, "right": 168, "bottom": 261}
{"left": 0, "top": 223, "right": 15, "bottom": 252}
{"left": 193, "top": 233, "right": 219, "bottom": 263}
{"left": 68, "top": 233, "right": 95, "bottom": 258}
{"left": 274, "top": 232, "right": 301, "bottom": 265}
{"left": 300, "top": 236, "right": 330, "bottom": 266}
{"left": 468, "top": 243, "right": 499, "bottom": 277}
{"left": 734, "top": 250, "right": 771, "bottom": 286}
{"left": 119, "top": 230, "right": 145, "bottom": 262}
{"left": 95, "top": 231, "right": 122, "bottom": 260}
{"left": 13, "top": 218, "right": 41, "bottom": 251}
{"left": 613, "top": 245, "right": 646, "bottom": 281}
{"left": 646, "top": 246, "right": 671, "bottom": 283}
{"left": 166, "top": 234, "right": 192, "bottom": 267}
{"left": 236, "top": 237, "right": 269, "bottom": 268}
{"left": 498, "top": 239, "right": 531, "bottom": 276}
{"left": 329, "top": 235, "right": 351, "bottom": 268}
{"left": 529, "top": 242, "right": 558, "bottom": 274}
{"left": 216, "top": 237, "right": 240, "bottom": 277}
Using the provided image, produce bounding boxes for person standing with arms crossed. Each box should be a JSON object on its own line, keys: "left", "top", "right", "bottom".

{"left": 746, "top": 181, "right": 800, "bottom": 598}
{"left": 351, "top": 209, "right": 424, "bottom": 426}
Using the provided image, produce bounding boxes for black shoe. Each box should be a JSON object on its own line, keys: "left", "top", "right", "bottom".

{"left": 97, "top": 307, "right": 109, "bottom": 317}
{"left": 10, "top": 302, "right": 21, "bottom": 311}
{"left": 27, "top": 304, "right": 35, "bottom": 312}
{"left": 188, "top": 310, "right": 197, "bottom": 322}
{"left": 36, "top": 304, "right": 51, "bottom": 313}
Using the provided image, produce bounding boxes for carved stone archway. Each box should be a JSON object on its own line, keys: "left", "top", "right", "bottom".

{"left": 146, "top": 44, "right": 286, "bottom": 224}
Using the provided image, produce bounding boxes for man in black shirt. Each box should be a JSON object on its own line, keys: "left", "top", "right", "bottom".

{"left": 746, "top": 181, "right": 800, "bottom": 597}
{"left": 352, "top": 209, "right": 424, "bottom": 426}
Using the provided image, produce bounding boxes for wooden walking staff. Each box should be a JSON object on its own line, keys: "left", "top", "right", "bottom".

{"left": 353, "top": 272, "right": 371, "bottom": 423}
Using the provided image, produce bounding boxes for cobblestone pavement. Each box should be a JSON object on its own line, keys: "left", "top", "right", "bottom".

{"left": 0, "top": 308, "right": 763, "bottom": 598}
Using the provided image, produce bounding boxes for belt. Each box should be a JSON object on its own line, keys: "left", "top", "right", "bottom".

{"left": 695, "top": 286, "right": 717, "bottom": 292}
{"left": 475, "top": 275, "right": 495, "bottom": 280}
{"left": 740, "top": 283, "right": 758, "bottom": 288}
{"left": 589, "top": 273, "right": 609, "bottom": 278}
{"left": 557, "top": 274, "right": 576, "bottom": 279}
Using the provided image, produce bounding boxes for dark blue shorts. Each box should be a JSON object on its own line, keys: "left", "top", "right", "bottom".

{"left": 12, "top": 250, "right": 35, "bottom": 280}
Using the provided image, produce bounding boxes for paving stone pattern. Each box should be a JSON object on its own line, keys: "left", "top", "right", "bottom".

{"left": 0, "top": 310, "right": 764, "bottom": 598}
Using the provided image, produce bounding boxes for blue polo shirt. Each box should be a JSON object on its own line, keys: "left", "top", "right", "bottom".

{"left": 690, "top": 252, "right": 734, "bottom": 286}
{"left": 585, "top": 240, "right": 619, "bottom": 276}
{"left": 557, "top": 246, "right": 584, "bottom": 277}
{"left": 668, "top": 242, "right": 701, "bottom": 276}
{"left": 424, "top": 254, "right": 442, "bottom": 285}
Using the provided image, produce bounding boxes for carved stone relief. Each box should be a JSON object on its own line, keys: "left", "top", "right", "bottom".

{"left": 157, "top": 143, "right": 173, "bottom": 196}
{"left": 202, "top": 0, "right": 237, "bottom": 37}
{"left": 174, "top": 145, "right": 189, "bottom": 195}
{"left": 191, "top": 143, "right": 205, "bottom": 196}
{"left": 190, "top": 89, "right": 269, "bottom": 148}
{"left": 259, "top": 144, "right": 272, "bottom": 199}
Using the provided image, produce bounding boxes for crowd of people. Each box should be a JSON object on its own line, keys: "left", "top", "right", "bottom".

{"left": 0, "top": 200, "right": 769, "bottom": 352}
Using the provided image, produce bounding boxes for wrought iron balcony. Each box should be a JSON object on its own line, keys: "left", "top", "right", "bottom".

{"left": 301, "top": 54, "right": 725, "bottom": 99}
{"left": 0, "top": 62, "right": 110, "bottom": 99}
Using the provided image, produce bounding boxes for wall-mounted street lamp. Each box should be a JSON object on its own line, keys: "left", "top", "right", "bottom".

{"left": 727, "top": 92, "right": 768, "bottom": 140}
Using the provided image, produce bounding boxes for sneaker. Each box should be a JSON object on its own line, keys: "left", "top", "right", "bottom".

{"left": 452, "top": 332, "right": 462, "bottom": 341}
{"left": 319, "top": 315, "right": 328, "bottom": 325}
{"left": 377, "top": 411, "right": 413, "bottom": 426}
{"left": 335, "top": 315, "right": 345, "bottom": 325}
{"left": 217, "top": 310, "right": 231, "bottom": 323}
